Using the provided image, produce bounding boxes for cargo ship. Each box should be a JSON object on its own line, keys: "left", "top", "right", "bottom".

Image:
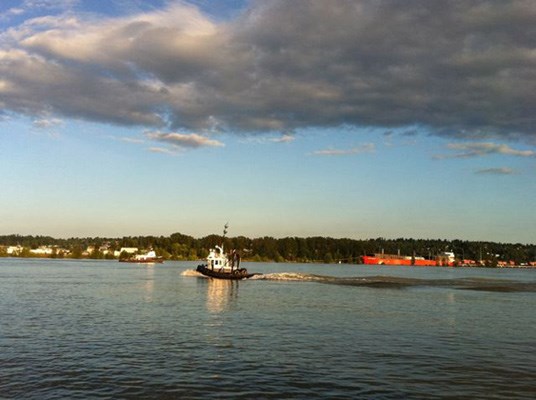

{"left": 362, "top": 252, "right": 455, "bottom": 266}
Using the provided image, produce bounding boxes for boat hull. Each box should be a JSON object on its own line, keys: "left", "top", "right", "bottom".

{"left": 361, "top": 255, "right": 454, "bottom": 266}
{"left": 119, "top": 258, "right": 164, "bottom": 263}
{"left": 196, "top": 264, "right": 257, "bottom": 280}
{"left": 362, "top": 255, "right": 436, "bottom": 266}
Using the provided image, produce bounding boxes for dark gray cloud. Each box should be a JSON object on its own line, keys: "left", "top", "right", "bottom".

{"left": 1, "top": 0, "right": 535, "bottom": 142}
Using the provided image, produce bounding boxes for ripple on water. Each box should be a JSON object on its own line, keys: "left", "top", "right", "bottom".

{"left": 1, "top": 260, "right": 535, "bottom": 399}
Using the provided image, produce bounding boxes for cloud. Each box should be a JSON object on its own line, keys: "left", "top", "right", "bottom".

{"left": 475, "top": 167, "right": 516, "bottom": 175}
{"left": 435, "top": 142, "right": 536, "bottom": 159}
{"left": 146, "top": 131, "right": 224, "bottom": 149}
{"left": 1, "top": 0, "right": 77, "bottom": 20}
{"left": 148, "top": 146, "right": 178, "bottom": 155}
{"left": 1, "top": 1, "right": 536, "bottom": 142}
{"left": 270, "top": 134, "right": 295, "bottom": 143}
{"left": 312, "top": 143, "right": 375, "bottom": 156}
{"left": 1, "top": 8, "right": 25, "bottom": 19}
{"left": 118, "top": 136, "right": 144, "bottom": 144}
{"left": 32, "top": 116, "right": 62, "bottom": 128}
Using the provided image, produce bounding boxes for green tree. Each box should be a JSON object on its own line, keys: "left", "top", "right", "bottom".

{"left": 90, "top": 247, "right": 103, "bottom": 259}
{"left": 19, "top": 247, "right": 31, "bottom": 258}
{"left": 71, "top": 246, "right": 83, "bottom": 259}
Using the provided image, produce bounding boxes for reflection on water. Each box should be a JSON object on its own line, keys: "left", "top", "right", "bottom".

{"left": 444, "top": 291, "right": 459, "bottom": 331}
{"left": 205, "top": 279, "right": 239, "bottom": 313}
{"left": 143, "top": 265, "right": 154, "bottom": 302}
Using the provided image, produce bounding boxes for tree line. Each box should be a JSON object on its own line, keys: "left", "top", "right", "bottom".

{"left": 1, "top": 233, "right": 535, "bottom": 264}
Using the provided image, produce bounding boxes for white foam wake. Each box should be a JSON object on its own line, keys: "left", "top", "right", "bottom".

{"left": 250, "top": 272, "right": 319, "bottom": 281}
{"left": 181, "top": 269, "right": 204, "bottom": 277}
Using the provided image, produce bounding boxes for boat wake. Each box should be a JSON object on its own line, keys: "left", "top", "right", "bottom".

{"left": 182, "top": 269, "right": 535, "bottom": 292}
{"left": 252, "top": 272, "right": 536, "bottom": 292}
{"left": 250, "top": 272, "right": 322, "bottom": 281}
{"left": 253, "top": 272, "right": 427, "bottom": 288}
{"left": 181, "top": 269, "right": 204, "bottom": 277}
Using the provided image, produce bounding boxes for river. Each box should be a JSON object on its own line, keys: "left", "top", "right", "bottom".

{"left": 1, "top": 258, "right": 535, "bottom": 399}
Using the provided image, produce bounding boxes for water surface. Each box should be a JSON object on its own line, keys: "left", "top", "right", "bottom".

{"left": 1, "top": 259, "right": 535, "bottom": 399}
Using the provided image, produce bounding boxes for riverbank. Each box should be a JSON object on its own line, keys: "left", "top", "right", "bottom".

{"left": 1, "top": 254, "right": 535, "bottom": 269}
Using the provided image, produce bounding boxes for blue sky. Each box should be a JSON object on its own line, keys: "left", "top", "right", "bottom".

{"left": 1, "top": 0, "right": 535, "bottom": 243}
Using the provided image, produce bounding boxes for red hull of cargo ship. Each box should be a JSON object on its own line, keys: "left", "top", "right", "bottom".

{"left": 362, "top": 255, "right": 437, "bottom": 266}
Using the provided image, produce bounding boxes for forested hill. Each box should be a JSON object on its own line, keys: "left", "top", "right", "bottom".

{"left": 1, "top": 233, "right": 535, "bottom": 264}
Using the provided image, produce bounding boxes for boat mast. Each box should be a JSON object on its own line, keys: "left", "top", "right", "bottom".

{"left": 223, "top": 222, "right": 229, "bottom": 249}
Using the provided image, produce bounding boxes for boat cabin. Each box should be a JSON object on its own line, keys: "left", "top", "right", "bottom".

{"left": 207, "top": 245, "right": 231, "bottom": 272}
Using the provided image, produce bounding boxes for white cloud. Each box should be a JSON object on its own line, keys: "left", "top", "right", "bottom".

{"left": 148, "top": 146, "right": 178, "bottom": 155}
{"left": 146, "top": 131, "right": 224, "bottom": 149}
{"left": 312, "top": 143, "right": 375, "bottom": 156}
{"left": 435, "top": 142, "right": 536, "bottom": 159}
{"left": 1, "top": 0, "right": 77, "bottom": 21}
{"left": 3, "top": 8, "right": 25, "bottom": 17}
{"left": 119, "top": 136, "right": 144, "bottom": 144}
{"left": 32, "top": 116, "right": 62, "bottom": 128}
{"left": 270, "top": 134, "right": 295, "bottom": 143}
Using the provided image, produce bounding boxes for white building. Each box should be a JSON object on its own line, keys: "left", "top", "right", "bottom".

{"left": 7, "top": 245, "right": 23, "bottom": 255}
{"left": 30, "top": 246, "right": 53, "bottom": 255}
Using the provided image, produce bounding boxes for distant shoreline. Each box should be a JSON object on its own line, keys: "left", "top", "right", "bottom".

{"left": 2, "top": 233, "right": 535, "bottom": 267}
{"left": 1, "top": 255, "right": 535, "bottom": 269}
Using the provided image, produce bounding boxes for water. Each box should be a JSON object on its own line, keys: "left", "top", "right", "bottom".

{"left": 1, "top": 259, "right": 535, "bottom": 399}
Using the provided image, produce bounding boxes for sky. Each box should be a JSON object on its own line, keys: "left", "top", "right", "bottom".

{"left": 0, "top": 0, "right": 535, "bottom": 244}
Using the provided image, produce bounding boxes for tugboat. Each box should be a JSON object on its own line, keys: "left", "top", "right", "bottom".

{"left": 196, "top": 224, "right": 257, "bottom": 280}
